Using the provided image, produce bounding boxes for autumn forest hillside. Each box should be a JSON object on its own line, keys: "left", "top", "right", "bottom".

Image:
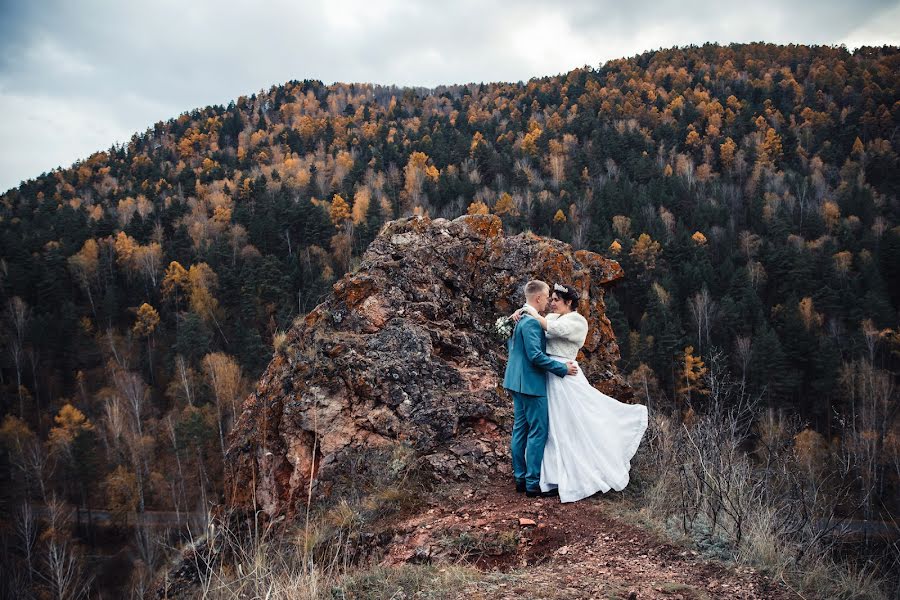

{"left": 0, "top": 41, "right": 899, "bottom": 596}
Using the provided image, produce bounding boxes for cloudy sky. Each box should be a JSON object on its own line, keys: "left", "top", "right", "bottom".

{"left": 1, "top": 0, "right": 898, "bottom": 193}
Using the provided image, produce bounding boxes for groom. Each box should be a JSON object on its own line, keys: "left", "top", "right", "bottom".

{"left": 503, "top": 280, "right": 577, "bottom": 497}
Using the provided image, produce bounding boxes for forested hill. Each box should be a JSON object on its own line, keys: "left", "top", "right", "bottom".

{"left": 0, "top": 43, "right": 898, "bottom": 521}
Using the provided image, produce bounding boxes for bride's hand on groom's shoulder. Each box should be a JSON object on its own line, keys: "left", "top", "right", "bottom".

{"left": 517, "top": 305, "right": 539, "bottom": 320}
{"left": 511, "top": 308, "right": 524, "bottom": 323}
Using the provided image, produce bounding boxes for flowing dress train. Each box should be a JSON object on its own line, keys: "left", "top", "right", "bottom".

{"left": 540, "top": 355, "right": 648, "bottom": 502}
{"left": 537, "top": 312, "right": 648, "bottom": 503}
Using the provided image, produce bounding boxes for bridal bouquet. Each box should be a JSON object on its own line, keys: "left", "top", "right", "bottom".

{"left": 493, "top": 315, "right": 514, "bottom": 340}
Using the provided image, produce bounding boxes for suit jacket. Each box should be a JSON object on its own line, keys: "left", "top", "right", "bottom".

{"left": 503, "top": 314, "right": 569, "bottom": 396}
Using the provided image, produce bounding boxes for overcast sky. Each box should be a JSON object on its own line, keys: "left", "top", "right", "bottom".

{"left": 1, "top": 0, "right": 898, "bottom": 193}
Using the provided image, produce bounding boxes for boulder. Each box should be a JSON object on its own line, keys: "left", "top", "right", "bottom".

{"left": 224, "top": 214, "right": 625, "bottom": 518}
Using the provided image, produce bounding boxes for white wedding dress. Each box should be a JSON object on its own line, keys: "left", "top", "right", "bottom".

{"left": 539, "top": 312, "right": 649, "bottom": 502}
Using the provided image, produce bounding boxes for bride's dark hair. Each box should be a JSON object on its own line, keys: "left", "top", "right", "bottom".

{"left": 553, "top": 283, "right": 579, "bottom": 311}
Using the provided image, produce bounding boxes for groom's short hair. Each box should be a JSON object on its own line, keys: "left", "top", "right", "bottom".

{"left": 524, "top": 280, "right": 549, "bottom": 298}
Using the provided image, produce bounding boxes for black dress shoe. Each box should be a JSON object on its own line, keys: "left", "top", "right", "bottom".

{"left": 526, "top": 487, "right": 559, "bottom": 498}
{"left": 515, "top": 479, "right": 526, "bottom": 493}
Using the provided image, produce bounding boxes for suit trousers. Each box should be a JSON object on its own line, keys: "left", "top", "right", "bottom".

{"left": 510, "top": 390, "right": 549, "bottom": 490}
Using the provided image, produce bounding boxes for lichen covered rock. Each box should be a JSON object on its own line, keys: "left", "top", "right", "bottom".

{"left": 225, "top": 214, "right": 625, "bottom": 518}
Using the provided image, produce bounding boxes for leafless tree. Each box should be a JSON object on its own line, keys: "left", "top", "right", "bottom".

{"left": 688, "top": 287, "right": 717, "bottom": 352}
{"left": 794, "top": 176, "right": 811, "bottom": 228}
{"left": 101, "top": 393, "right": 128, "bottom": 462}
{"left": 21, "top": 439, "right": 50, "bottom": 502}
{"left": 16, "top": 503, "right": 38, "bottom": 590}
{"left": 27, "top": 346, "right": 41, "bottom": 420}
{"left": 6, "top": 296, "right": 31, "bottom": 416}
{"left": 840, "top": 360, "right": 897, "bottom": 522}
{"left": 113, "top": 369, "right": 151, "bottom": 512}
{"left": 734, "top": 335, "right": 752, "bottom": 393}
{"left": 130, "top": 522, "right": 162, "bottom": 598}
{"left": 113, "top": 369, "right": 147, "bottom": 438}
{"left": 738, "top": 230, "right": 761, "bottom": 262}
{"left": 165, "top": 415, "right": 188, "bottom": 525}
{"left": 202, "top": 352, "right": 244, "bottom": 461}
{"left": 40, "top": 497, "right": 91, "bottom": 600}
{"left": 175, "top": 354, "right": 195, "bottom": 407}
{"left": 549, "top": 154, "right": 566, "bottom": 189}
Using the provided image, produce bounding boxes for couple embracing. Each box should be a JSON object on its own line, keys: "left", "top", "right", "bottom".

{"left": 503, "top": 280, "right": 648, "bottom": 503}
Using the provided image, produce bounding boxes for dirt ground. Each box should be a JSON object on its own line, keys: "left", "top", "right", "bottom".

{"left": 379, "top": 482, "right": 802, "bottom": 600}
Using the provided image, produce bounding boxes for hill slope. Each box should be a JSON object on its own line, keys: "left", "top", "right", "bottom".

{"left": 1, "top": 42, "right": 898, "bottom": 600}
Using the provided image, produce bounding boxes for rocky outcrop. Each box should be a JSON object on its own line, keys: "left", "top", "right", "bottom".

{"left": 224, "top": 214, "right": 625, "bottom": 518}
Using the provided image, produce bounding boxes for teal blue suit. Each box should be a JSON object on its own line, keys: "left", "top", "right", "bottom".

{"left": 502, "top": 315, "right": 569, "bottom": 490}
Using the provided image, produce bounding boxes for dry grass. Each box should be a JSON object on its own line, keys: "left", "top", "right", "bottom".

{"left": 272, "top": 330, "right": 288, "bottom": 354}
{"left": 158, "top": 441, "right": 484, "bottom": 599}
{"left": 336, "top": 564, "right": 481, "bottom": 599}
{"left": 621, "top": 353, "right": 897, "bottom": 600}
{"left": 164, "top": 515, "right": 486, "bottom": 600}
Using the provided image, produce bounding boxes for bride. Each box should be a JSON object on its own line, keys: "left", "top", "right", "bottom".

{"left": 515, "top": 283, "right": 648, "bottom": 503}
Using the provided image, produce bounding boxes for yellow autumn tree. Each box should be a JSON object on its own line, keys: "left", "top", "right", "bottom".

{"left": 676, "top": 346, "right": 709, "bottom": 404}
{"left": 212, "top": 204, "right": 232, "bottom": 225}
{"left": 760, "top": 128, "right": 783, "bottom": 165}
{"left": 832, "top": 251, "right": 853, "bottom": 276}
{"left": 113, "top": 231, "right": 138, "bottom": 271}
{"left": 187, "top": 263, "right": 220, "bottom": 324}
{"left": 133, "top": 302, "right": 160, "bottom": 373}
{"left": 351, "top": 187, "right": 371, "bottom": 225}
{"left": 696, "top": 163, "right": 714, "bottom": 183}
{"left": 798, "top": 297, "right": 823, "bottom": 331}
{"left": 630, "top": 233, "right": 661, "bottom": 271}
{"left": 469, "top": 131, "right": 485, "bottom": 154}
{"left": 162, "top": 261, "right": 190, "bottom": 307}
{"left": 67, "top": 238, "right": 100, "bottom": 314}
{"left": 720, "top": 137, "right": 737, "bottom": 170}
{"left": 467, "top": 200, "right": 489, "bottom": 215}
{"left": 691, "top": 231, "right": 708, "bottom": 245}
{"left": 104, "top": 465, "right": 139, "bottom": 526}
{"left": 685, "top": 129, "right": 701, "bottom": 148}
{"left": 240, "top": 177, "right": 252, "bottom": 199}
{"left": 330, "top": 194, "right": 351, "bottom": 227}
{"left": 521, "top": 122, "right": 542, "bottom": 155}
{"left": 133, "top": 303, "right": 160, "bottom": 337}
{"left": 403, "top": 151, "right": 433, "bottom": 212}
{"left": 822, "top": 201, "right": 841, "bottom": 231}
{"left": 0, "top": 414, "right": 35, "bottom": 455}
{"left": 553, "top": 209, "right": 567, "bottom": 223}
{"left": 493, "top": 192, "right": 517, "bottom": 216}
{"left": 48, "top": 404, "right": 94, "bottom": 455}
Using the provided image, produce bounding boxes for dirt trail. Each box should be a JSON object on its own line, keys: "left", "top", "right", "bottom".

{"left": 381, "top": 482, "right": 801, "bottom": 600}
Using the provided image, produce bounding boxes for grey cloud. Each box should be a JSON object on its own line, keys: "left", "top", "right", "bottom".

{"left": 1, "top": 0, "right": 898, "bottom": 191}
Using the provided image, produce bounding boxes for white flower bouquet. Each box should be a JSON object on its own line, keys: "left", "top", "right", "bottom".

{"left": 493, "top": 315, "right": 514, "bottom": 340}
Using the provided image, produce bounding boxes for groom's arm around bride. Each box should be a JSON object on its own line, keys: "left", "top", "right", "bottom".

{"left": 521, "top": 316, "right": 576, "bottom": 378}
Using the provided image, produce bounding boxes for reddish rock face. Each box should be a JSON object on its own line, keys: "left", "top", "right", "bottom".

{"left": 224, "top": 214, "right": 625, "bottom": 518}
